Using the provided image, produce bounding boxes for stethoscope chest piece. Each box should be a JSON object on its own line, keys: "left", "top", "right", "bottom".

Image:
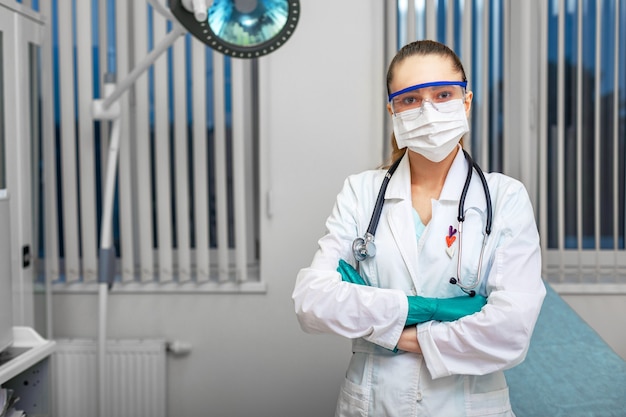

{"left": 449, "top": 277, "right": 476, "bottom": 297}
{"left": 352, "top": 232, "right": 376, "bottom": 262}
{"left": 351, "top": 156, "right": 402, "bottom": 263}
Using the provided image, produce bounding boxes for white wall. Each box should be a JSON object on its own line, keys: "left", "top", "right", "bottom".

{"left": 37, "top": 1, "right": 387, "bottom": 416}
{"left": 560, "top": 294, "right": 626, "bottom": 360}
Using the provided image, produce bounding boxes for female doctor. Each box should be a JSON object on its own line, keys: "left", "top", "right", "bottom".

{"left": 292, "top": 40, "right": 546, "bottom": 417}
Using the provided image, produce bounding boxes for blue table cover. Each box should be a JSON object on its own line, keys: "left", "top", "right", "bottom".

{"left": 505, "top": 283, "right": 626, "bottom": 416}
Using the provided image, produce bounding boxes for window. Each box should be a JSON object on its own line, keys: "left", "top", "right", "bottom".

{"left": 394, "top": 0, "right": 505, "bottom": 172}
{"left": 35, "top": 0, "right": 262, "bottom": 291}
{"left": 542, "top": 0, "right": 626, "bottom": 286}
{"left": 394, "top": 0, "right": 626, "bottom": 287}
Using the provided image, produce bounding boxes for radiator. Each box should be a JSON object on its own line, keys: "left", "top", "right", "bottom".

{"left": 53, "top": 339, "right": 167, "bottom": 417}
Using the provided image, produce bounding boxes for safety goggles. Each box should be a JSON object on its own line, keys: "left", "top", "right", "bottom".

{"left": 388, "top": 81, "right": 467, "bottom": 114}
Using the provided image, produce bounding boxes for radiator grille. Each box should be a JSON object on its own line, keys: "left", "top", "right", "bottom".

{"left": 53, "top": 339, "right": 166, "bottom": 417}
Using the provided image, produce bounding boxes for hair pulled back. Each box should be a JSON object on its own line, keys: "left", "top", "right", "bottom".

{"left": 385, "top": 40, "right": 467, "bottom": 167}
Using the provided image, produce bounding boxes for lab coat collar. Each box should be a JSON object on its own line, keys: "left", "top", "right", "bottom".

{"left": 385, "top": 144, "right": 469, "bottom": 203}
{"left": 385, "top": 152, "right": 412, "bottom": 201}
{"left": 384, "top": 157, "right": 419, "bottom": 289}
{"left": 438, "top": 145, "right": 470, "bottom": 203}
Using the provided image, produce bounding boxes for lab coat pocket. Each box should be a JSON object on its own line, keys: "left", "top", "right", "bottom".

{"left": 465, "top": 387, "right": 514, "bottom": 417}
{"left": 335, "top": 353, "right": 371, "bottom": 417}
{"left": 336, "top": 378, "right": 369, "bottom": 417}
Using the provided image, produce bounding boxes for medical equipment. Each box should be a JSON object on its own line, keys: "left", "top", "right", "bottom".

{"left": 351, "top": 156, "right": 402, "bottom": 262}
{"left": 352, "top": 149, "right": 492, "bottom": 297}
{"left": 170, "top": 0, "right": 301, "bottom": 58}
{"left": 91, "top": 2, "right": 302, "bottom": 415}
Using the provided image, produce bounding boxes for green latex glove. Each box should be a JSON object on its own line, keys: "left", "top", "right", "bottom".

{"left": 337, "top": 259, "right": 368, "bottom": 285}
{"left": 337, "top": 259, "right": 487, "bottom": 325}
{"left": 406, "top": 294, "right": 487, "bottom": 325}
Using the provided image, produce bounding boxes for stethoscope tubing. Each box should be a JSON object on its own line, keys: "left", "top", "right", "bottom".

{"left": 352, "top": 149, "right": 493, "bottom": 296}
{"left": 366, "top": 156, "right": 403, "bottom": 237}
{"left": 469, "top": 153, "right": 493, "bottom": 234}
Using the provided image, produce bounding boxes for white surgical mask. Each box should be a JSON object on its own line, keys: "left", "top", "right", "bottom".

{"left": 392, "top": 99, "right": 469, "bottom": 162}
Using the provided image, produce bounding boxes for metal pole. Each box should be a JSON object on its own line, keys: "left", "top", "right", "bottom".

{"left": 93, "top": 21, "right": 185, "bottom": 417}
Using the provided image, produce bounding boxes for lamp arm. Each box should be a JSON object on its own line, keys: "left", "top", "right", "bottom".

{"left": 146, "top": 0, "right": 175, "bottom": 21}
{"left": 100, "top": 23, "right": 186, "bottom": 111}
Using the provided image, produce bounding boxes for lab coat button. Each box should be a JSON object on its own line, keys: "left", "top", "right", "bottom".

{"left": 416, "top": 391, "right": 423, "bottom": 402}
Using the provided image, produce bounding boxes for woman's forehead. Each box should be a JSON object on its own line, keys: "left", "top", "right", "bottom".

{"left": 390, "top": 54, "right": 460, "bottom": 92}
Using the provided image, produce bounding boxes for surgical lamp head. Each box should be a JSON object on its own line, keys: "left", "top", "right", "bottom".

{"left": 170, "top": 0, "right": 301, "bottom": 58}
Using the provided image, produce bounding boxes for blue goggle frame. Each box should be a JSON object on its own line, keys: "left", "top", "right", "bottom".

{"left": 388, "top": 80, "right": 468, "bottom": 102}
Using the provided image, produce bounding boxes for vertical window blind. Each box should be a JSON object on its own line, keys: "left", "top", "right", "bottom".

{"left": 541, "top": 0, "right": 626, "bottom": 287}
{"left": 393, "top": 0, "right": 626, "bottom": 289}
{"left": 392, "top": 0, "right": 505, "bottom": 173}
{"left": 34, "top": 0, "right": 261, "bottom": 291}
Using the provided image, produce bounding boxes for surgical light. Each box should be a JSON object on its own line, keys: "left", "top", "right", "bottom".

{"left": 171, "top": 0, "right": 301, "bottom": 58}
{"left": 91, "top": 2, "right": 300, "bottom": 416}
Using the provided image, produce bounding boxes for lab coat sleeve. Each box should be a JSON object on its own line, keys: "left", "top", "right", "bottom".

{"left": 417, "top": 179, "right": 546, "bottom": 379}
{"left": 292, "top": 175, "right": 408, "bottom": 351}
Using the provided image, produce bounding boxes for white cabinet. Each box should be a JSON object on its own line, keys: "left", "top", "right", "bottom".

{"left": 0, "top": 327, "right": 55, "bottom": 417}
{"left": 0, "top": 3, "right": 54, "bottom": 415}
{"left": 0, "top": 0, "right": 45, "bottom": 327}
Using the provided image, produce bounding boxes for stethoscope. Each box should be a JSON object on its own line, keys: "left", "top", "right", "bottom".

{"left": 352, "top": 149, "right": 493, "bottom": 297}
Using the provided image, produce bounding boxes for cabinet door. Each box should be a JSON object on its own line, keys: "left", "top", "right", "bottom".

{"left": 3, "top": 8, "right": 44, "bottom": 327}
{"left": 0, "top": 6, "right": 15, "bottom": 352}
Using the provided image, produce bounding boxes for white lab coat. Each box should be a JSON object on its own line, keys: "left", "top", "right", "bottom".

{"left": 292, "top": 147, "right": 546, "bottom": 417}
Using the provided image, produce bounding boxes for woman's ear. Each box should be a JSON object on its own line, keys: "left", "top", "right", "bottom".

{"left": 386, "top": 102, "right": 393, "bottom": 116}
{"left": 464, "top": 91, "right": 473, "bottom": 117}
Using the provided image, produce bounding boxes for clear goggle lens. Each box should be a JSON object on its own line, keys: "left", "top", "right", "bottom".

{"left": 388, "top": 81, "right": 467, "bottom": 114}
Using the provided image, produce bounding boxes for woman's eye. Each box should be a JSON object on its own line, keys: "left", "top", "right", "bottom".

{"left": 437, "top": 91, "right": 453, "bottom": 100}
{"left": 402, "top": 96, "right": 420, "bottom": 106}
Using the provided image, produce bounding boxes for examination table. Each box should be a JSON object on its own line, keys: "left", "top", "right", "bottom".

{"left": 504, "top": 283, "right": 626, "bottom": 416}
